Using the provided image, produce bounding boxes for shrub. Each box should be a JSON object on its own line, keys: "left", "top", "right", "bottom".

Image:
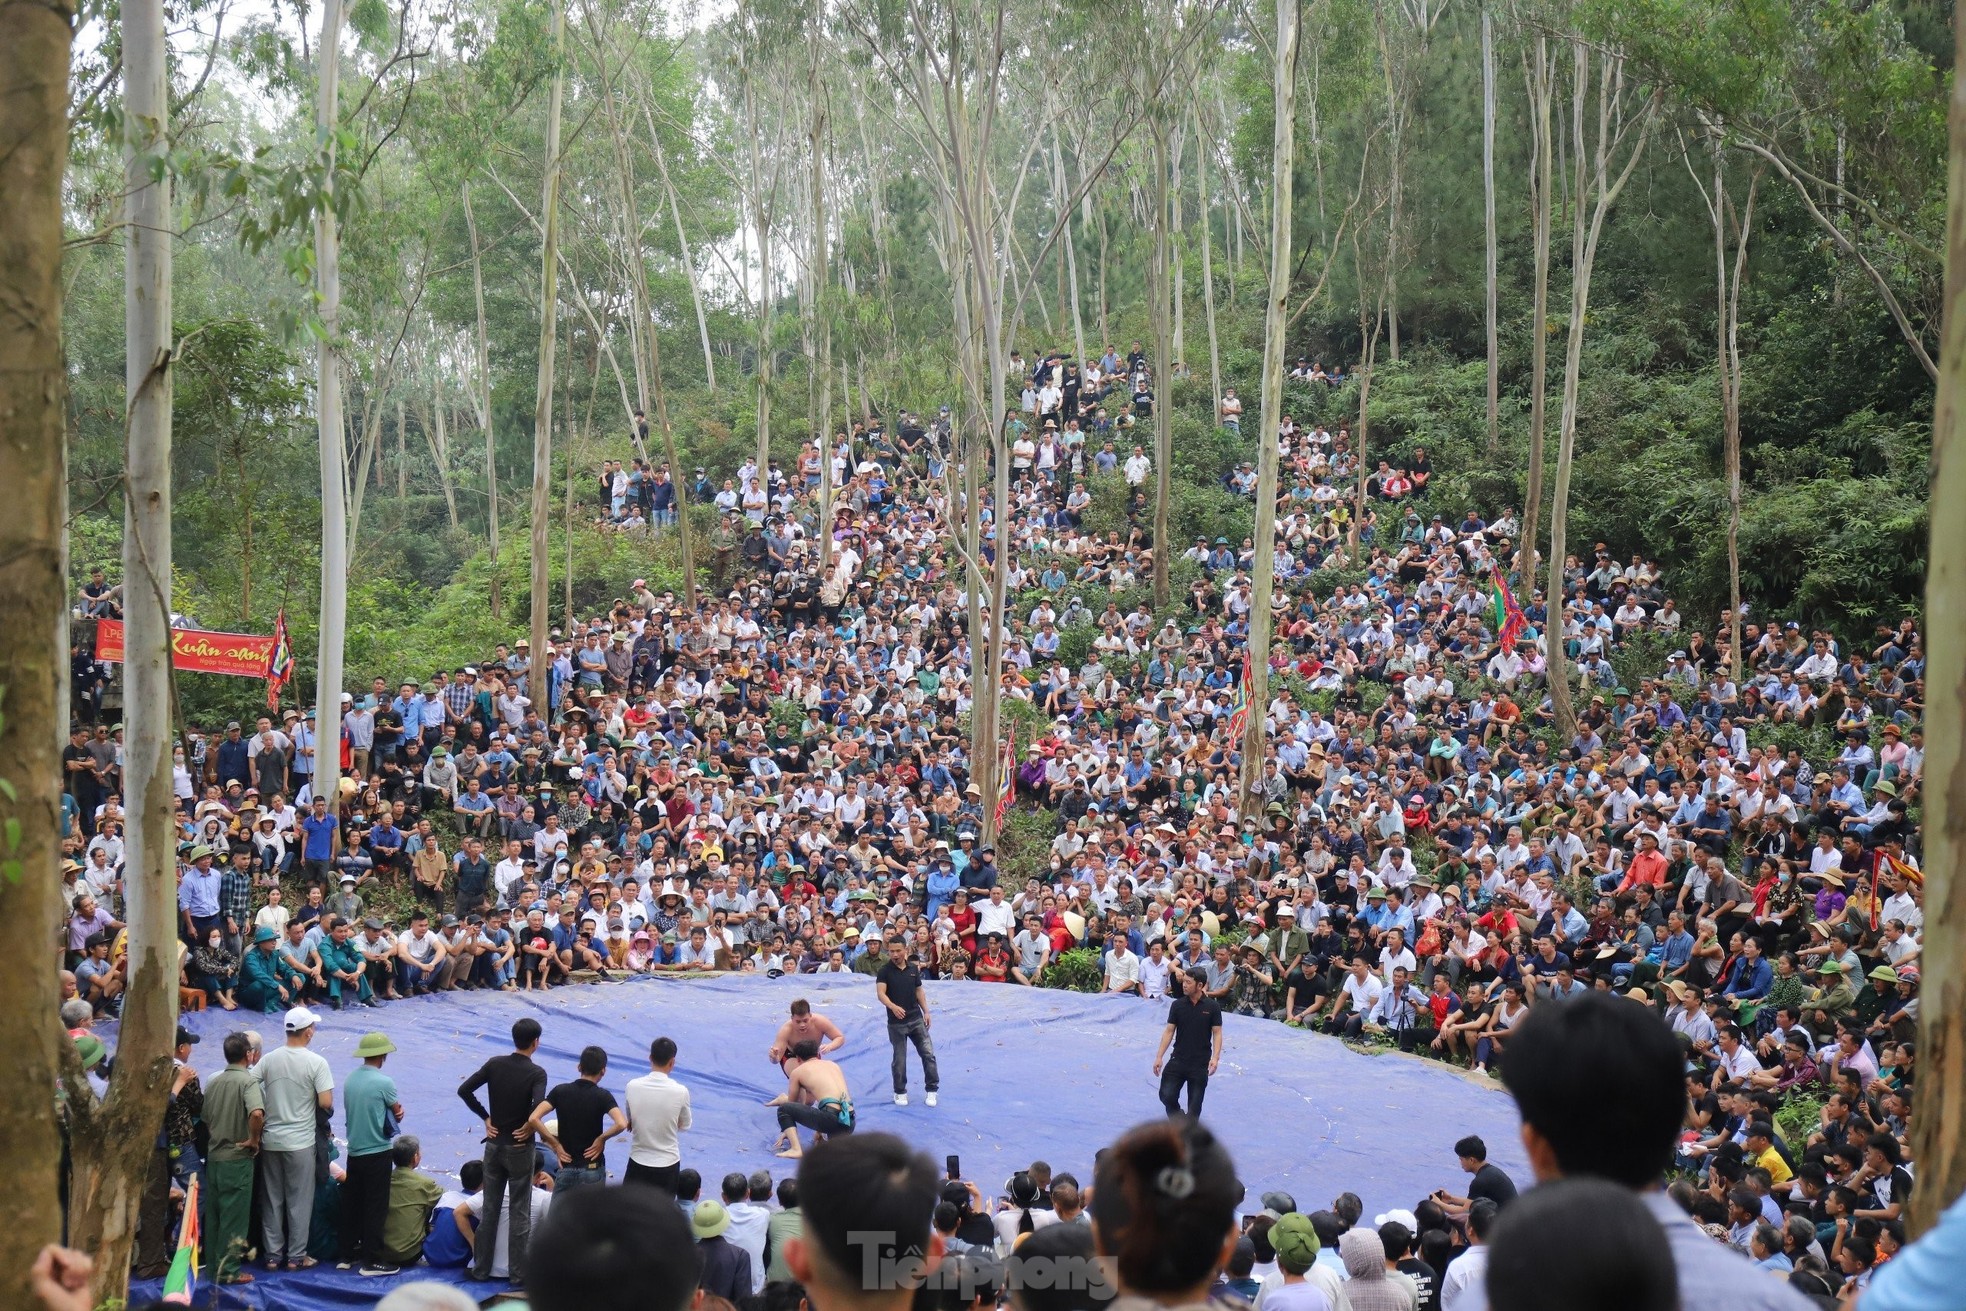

{"left": 1775, "top": 1091, "right": 1827, "bottom": 1149}
{"left": 1055, "top": 622, "right": 1098, "bottom": 670}
{"left": 768, "top": 698, "right": 808, "bottom": 735}
{"left": 1038, "top": 946, "right": 1105, "bottom": 993}
{"left": 995, "top": 803, "right": 1059, "bottom": 892}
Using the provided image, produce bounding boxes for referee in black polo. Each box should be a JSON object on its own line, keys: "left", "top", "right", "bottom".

{"left": 1151, "top": 966, "right": 1223, "bottom": 1118}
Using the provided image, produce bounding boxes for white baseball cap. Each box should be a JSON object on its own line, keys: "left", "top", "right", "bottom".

{"left": 283, "top": 1005, "right": 322, "bottom": 1033}
{"left": 1374, "top": 1208, "right": 1419, "bottom": 1232}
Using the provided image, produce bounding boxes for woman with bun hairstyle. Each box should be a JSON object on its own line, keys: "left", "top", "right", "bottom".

{"left": 1090, "top": 1119, "right": 1241, "bottom": 1308}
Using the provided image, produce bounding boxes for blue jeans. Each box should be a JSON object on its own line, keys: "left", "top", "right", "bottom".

{"left": 556, "top": 1164, "right": 607, "bottom": 1193}
{"left": 396, "top": 959, "right": 433, "bottom": 992}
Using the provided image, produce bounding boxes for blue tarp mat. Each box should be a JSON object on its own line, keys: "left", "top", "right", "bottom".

{"left": 133, "top": 974, "right": 1528, "bottom": 1310}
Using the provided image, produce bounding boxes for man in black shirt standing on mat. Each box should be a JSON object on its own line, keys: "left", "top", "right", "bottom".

{"left": 876, "top": 939, "right": 940, "bottom": 1106}
{"left": 459, "top": 1017, "right": 548, "bottom": 1286}
{"left": 531, "top": 1044, "right": 628, "bottom": 1192}
{"left": 1152, "top": 967, "right": 1223, "bottom": 1118}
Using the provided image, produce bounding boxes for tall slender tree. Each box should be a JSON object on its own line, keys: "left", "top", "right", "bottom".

{"left": 1239, "top": 0, "right": 1301, "bottom": 808}
{"left": 1517, "top": 32, "right": 1555, "bottom": 579}
{"left": 807, "top": 29, "right": 834, "bottom": 562}
{"left": 1150, "top": 116, "right": 1176, "bottom": 609}
{"left": 1482, "top": 5, "right": 1500, "bottom": 452}
{"left": 1543, "top": 41, "right": 1656, "bottom": 742}
{"left": 0, "top": 0, "right": 72, "bottom": 1295}
{"left": 530, "top": 0, "right": 567, "bottom": 668}
{"left": 315, "top": 0, "right": 349, "bottom": 777}
{"left": 65, "top": 0, "right": 182, "bottom": 1298}
{"left": 582, "top": 0, "right": 695, "bottom": 606}
{"left": 462, "top": 182, "right": 501, "bottom": 617}
{"left": 1909, "top": 0, "right": 1966, "bottom": 1234}
{"left": 1683, "top": 131, "right": 1757, "bottom": 683}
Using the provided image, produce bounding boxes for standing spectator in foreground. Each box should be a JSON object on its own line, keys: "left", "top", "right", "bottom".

{"left": 783, "top": 1133, "right": 941, "bottom": 1311}
{"left": 202, "top": 1030, "right": 265, "bottom": 1285}
{"left": 258, "top": 1006, "right": 334, "bottom": 1271}
{"left": 625, "top": 1035, "right": 692, "bottom": 1190}
{"left": 522, "top": 1179, "right": 701, "bottom": 1311}
{"left": 531, "top": 1045, "right": 627, "bottom": 1192}
{"left": 340, "top": 1030, "right": 404, "bottom": 1273}
{"left": 1499, "top": 992, "right": 1816, "bottom": 1311}
{"left": 458, "top": 1017, "right": 547, "bottom": 1286}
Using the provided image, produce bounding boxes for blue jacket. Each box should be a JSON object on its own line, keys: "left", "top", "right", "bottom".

{"left": 925, "top": 868, "right": 960, "bottom": 918}
{"left": 1720, "top": 954, "right": 1773, "bottom": 1001}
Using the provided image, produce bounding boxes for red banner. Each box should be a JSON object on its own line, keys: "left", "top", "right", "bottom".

{"left": 95, "top": 618, "right": 278, "bottom": 679}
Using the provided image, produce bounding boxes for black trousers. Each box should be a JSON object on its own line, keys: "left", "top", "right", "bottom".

{"left": 339, "top": 1150, "right": 393, "bottom": 1263}
{"left": 1159, "top": 1062, "right": 1209, "bottom": 1119}
{"left": 625, "top": 1160, "right": 681, "bottom": 1192}
{"left": 778, "top": 1103, "right": 855, "bottom": 1136}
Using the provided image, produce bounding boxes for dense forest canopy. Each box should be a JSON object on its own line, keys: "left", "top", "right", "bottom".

{"left": 51, "top": 0, "right": 1945, "bottom": 711}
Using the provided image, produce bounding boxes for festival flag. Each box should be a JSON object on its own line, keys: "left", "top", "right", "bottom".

{"left": 161, "top": 1175, "right": 201, "bottom": 1304}
{"left": 1227, "top": 649, "right": 1252, "bottom": 741}
{"left": 1490, "top": 573, "right": 1528, "bottom": 651}
{"left": 1877, "top": 851, "right": 1924, "bottom": 886}
{"left": 994, "top": 730, "right": 1016, "bottom": 827}
{"left": 1867, "top": 850, "right": 1922, "bottom": 930}
{"left": 265, "top": 609, "right": 295, "bottom": 710}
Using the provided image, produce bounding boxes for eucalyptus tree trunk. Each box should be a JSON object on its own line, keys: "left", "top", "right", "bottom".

{"left": 67, "top": 0, "right": 183, "bottom": 1299}
{"left": 1482, "top": 5, "right": 1500, "bottom": 452}
{"left": 463, "top": 181, "right": 500, "bottom": 616}
{"left": 741, "top": 43, "right": 777, "bottom": 482}
{"left": 314, "top": 0, "right": 348, "bottom": 781}
{"left": 1053, "top": 125, "right": 1087, "bottom": 365}
{"left": 1097, "top": 204, "right": 1110, "bottom": 343}
{"left": 1239, "top": 0, "right": 1300, "bottom": 810}
{"left": 423, "top": 381, "right": 460, "bottom": 528}
{"left": 1544, "top": 41, "right": 1655, "bottom": 745}
{"left": 1171, "top": 124, "right": 1186, "bottom": 370}
{"left": 1349, "top": 299, "right": 1384, "bottom": 559}
{"left": 1910, "top": 5, "right": 1966, "bottom": 1227}
{"left": 584, "top": 0, "right": 695, "bottom": 607}
{"left": 396, "top": 397, "right": 408, "bottom": 499}
{"left": 1518, "top": 35, "right": 1555, "bottom": 577}
{"left": 650, "top": 127, "right": 716, "bottom": 393}
{"left": 1695, "top": 136, "right": 1758, "bottom": 685}
{"left": 1196, "top": 100, "right": 1222, "bottom": 426}
{"left": 0, "top": 0, "right": 71, "bottom": 1291}
{"left": 1150, "top": 121, "right": 1175, "bottom": 610}
{"left": 1376, "top": 15, "right": 1404, "bottom": 363}
{"left": 530, "top": 0, "right": 566, "bottom": 667}
{"left": 808, "top": 40, "right": 834, "bottom": 565}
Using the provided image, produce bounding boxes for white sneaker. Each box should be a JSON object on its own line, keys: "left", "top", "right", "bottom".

{"left": 894, "top": 1093, "right": 909, "bottom": 1106}
{"left": 925, "top": 1092, "right": 938, "bottom": 1107}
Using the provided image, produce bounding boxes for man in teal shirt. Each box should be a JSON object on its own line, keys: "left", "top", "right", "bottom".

{"left": 319, "top": 917, "right": 375, "bottom": 1008}
{"left": 238, "top": 924, "right": 300, "bottom": 1012}
{"left": 340, "top": 1032, "right": 403, "bottom": 1272}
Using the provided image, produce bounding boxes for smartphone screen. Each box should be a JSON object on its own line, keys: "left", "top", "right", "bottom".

{"left": 946, "top": 1155, "right": 961, "bottom": 1181}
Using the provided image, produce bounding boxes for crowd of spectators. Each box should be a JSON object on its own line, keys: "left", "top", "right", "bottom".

{"left": 51, "top": 342, "right": 1942, "bottom": 1307}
